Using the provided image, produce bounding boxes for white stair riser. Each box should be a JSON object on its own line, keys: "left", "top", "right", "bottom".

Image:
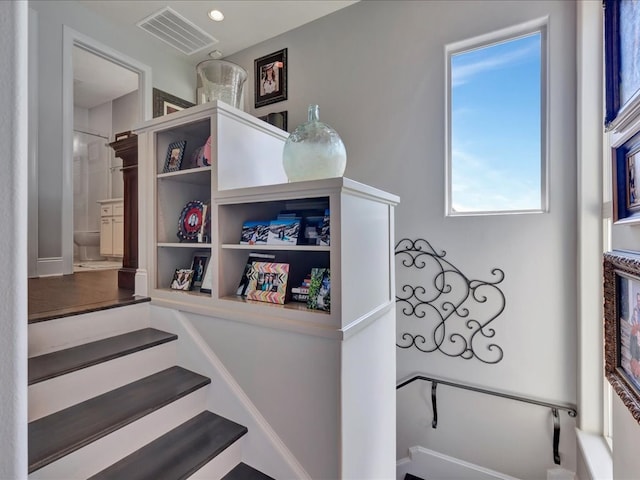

{"left": 29, "top": 303, "right": 151, "bottom": 357}
{"left": 29, "top": 342, "right": 177, "bottom": 421}
{"left": 187, "top": 438, "right": 243, "bottom": 480}
{"left": 28, "top": 387, "right": 208, "bottom": 480}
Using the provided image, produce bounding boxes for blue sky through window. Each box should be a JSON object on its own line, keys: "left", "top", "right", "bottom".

{"left": 450, "top": 32, "right": 542, "bottom": 213}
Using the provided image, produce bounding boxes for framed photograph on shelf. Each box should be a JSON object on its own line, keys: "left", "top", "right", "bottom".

{"left": 163, "top": 140, "right": 187, "bottom": 173}
{"left": 246, "top": 262, "right": 289, "bottom": 304}
{"left": 613, "top": 130, "right": 640, "bottom": 223}
{"left": 170, "top": 268, "right": 194, "bottom": 291}
{"left": 254, "top": 48, "right": 287, "bottom": 108}
{"left": 604, "top": 0, "right": 640, "bottom": 129}
{"left": 190, "top": 251, "right": 210, "bottom": 290}
{"left": 153, "top": 88, "right": 194, "bottom": 118}
{"left": 200, "top": 258, "right": 213, "bottom": 294}
{"left": 258, "top": 111, "right": 288, "bottom": 131}
{"left": 235, "top": 252, "right": 276, "bottom": 297}
{"left": 604, "top": 250, "right": 640, "bottom": 424}
{"left": 307, "top": 268, "right": 331, "bottom": 312}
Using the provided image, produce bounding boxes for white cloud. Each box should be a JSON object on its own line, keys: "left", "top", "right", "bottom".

{"left": 452, "top": 41, "right": 538, "bottom": 87}
{"left": 451, "top": 148, "right": 540, "bottom": 212}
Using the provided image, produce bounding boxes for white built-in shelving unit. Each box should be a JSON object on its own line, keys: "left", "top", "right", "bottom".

{"left": 135, "top": 100, "right": 399, "bottom": 477}
{"left": 136, "top": 101, "right": 398, "bottom": 335}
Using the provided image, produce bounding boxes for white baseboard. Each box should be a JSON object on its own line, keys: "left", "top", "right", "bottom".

{"left": 397, "top": 446, "right": 521, "bottom": 480}
{"left": 36, "top": 257, "right": 63, "bottom": 277}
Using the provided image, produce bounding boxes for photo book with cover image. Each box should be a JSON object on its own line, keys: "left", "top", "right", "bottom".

{"left": 307, "top": 268, "right": 330, "bottom": 311}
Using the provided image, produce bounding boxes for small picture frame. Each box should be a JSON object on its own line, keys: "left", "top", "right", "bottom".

{"left": 604, "top": 250, "right": 640, "bottom": 424}
{"left": 153, "top": 88, "right": 194, "bottom": 118}
{"left": 199, "top": 258, "right": 213, "bottom": 294}
{"left": 190, "top": 251, "right": 210, "bottom": 290}
{"left": 307, "top": 268, "right": 331, "bottom": 312}
{"left": 258, "top": 111, "right": 288, "bottom": 131}
{"left": 170, "top": 268, "right": 194, "bottom": 291}
{"left": 246, "top": 262, "right": 289, "bottom": 304}
{"left": 163, "top": 140, "right": 187, "bottom": 173}
{"left": 613, "top": 131, "right": 640, "bottom": 223}
{"left": 254, "top": 48, "right": 287, "bottom": 108}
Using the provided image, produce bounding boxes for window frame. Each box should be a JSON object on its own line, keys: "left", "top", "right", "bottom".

{"left": 444, "top": 19, "right": 549, "bottom": 217}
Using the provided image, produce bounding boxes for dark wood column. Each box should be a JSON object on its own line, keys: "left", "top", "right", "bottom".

{"left": 109, "top": 135, "right": 138, "bottom": 291}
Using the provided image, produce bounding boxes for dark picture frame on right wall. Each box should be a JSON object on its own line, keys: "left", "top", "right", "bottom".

{"left": 604, "top": 250, "right": 640, "bottom": 424}
{"left": 604, "top": 0, "right": 640, "bottom": 129}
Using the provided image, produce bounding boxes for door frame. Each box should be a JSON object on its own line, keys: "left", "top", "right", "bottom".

{"left": 60, "top": 26, "right": 151, "bottom": 274}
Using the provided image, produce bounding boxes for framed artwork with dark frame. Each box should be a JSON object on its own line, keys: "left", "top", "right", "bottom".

{"left": 604, "top": 0, "right": 640, "bottom": 129}
{"left": 163, "top": 140, "right": 186, "bottom": 173}
{"left": 612, "top": 130, "right": 640, "bottom": 223}
{"left": 254, "top": 49, "right": 287, "bottom": 108}
{"left": 604, "top": 250, "right": 640, "bottom": 424}
{"left": 258, "top": 111, "right": 288, "bottom": 132}
{"left": 152, "top": 88, "right": 195, "bottom": 118}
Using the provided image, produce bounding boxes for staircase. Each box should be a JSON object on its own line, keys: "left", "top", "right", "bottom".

{"left": 28, "top": 305, "right": 275, "bottom": 479}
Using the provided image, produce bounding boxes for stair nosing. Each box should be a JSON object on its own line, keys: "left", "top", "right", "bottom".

{"left": 89, "top": 411, "right": 248, "bottom": 480}
{"left": 28, "top": 328, "right": 178, "bottom": 385}
{"left": 28, "top": 366, "right": 210, "bottom": 473}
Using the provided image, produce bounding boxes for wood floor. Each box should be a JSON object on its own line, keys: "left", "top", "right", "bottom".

{"left": 28, "top": 269, "right": 148, "bottom": 323}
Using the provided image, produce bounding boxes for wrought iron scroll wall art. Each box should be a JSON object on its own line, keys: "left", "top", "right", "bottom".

{"left": 395, "top": 238, "right": 506, "bottom": 364}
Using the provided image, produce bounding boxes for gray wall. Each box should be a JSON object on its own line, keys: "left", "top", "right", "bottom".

{"left": 226, "top": 1, "right": 579, "bottom": 478}
{"left": 29, "top": 0, "right": 194, "bottom": 264}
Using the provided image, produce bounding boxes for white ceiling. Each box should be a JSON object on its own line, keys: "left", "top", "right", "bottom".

{"left": 73, "top": 1, "right": 357, "bottom": 109}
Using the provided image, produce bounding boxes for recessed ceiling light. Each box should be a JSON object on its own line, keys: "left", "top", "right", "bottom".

{"left": 208, "top": 9, "right": 224, "bottom": 21}
{"left": 208, "top": 50, "right": 223, "bottom": 59}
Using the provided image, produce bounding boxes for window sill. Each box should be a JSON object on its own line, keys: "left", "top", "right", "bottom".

{"left": 576, "top": 429, "right": 613, "bottom": 480}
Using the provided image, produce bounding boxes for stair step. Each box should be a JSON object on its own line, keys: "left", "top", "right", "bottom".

{"left": 28, "top": 366, "right": 210, "bottom": 473}
{"left": 29, "top": 328, "right": 177, "bottom": 385}
{"left": 89, "top": 411, "right": 248, "bottom": 480}
{"left": 222, "top": 462, "right": 275, "bottom": 480}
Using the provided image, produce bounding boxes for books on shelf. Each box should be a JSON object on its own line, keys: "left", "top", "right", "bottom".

{"left": 319, "top": 209, "right": 330, "bottom": 246}
{"left": 246, "top": 262, "right": 290, "bottom": 304}
{"left": 238, "top": 208, "right": 330, "bottom": 247}
{"left": 236, "top": 252, "right": 276, "bottom": 297}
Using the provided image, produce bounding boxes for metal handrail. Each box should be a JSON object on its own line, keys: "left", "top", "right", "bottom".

{"left": 397, "top": 374, "right": 578, "bottom": 466}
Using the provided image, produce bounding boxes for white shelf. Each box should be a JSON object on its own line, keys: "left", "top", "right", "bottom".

{"left": 157, "top": 166, "right": 212, "bottom": 185}
{"left": 220, "top": 244, "right": 330, "bottom": 252}
{"left": 158, "top": 243, "right": 213, "bottom": 248}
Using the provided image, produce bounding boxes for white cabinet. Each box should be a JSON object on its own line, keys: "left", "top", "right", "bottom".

{"left": 99, "top": 199, "right": 124, "bottom": 258}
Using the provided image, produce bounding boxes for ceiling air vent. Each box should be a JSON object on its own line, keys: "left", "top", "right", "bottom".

{"left": 137, "top": 7, "right": 218, "bottom": 56}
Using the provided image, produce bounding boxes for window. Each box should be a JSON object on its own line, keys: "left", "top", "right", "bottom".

{"left": 446, "top": 24, "right": 547, "bottom": 215}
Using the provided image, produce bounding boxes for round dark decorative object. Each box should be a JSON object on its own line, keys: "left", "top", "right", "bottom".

{"left": 177, "top": 200, "right": 205, "bottom": 241}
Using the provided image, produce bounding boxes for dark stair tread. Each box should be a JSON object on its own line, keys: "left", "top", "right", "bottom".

{"left": 28, "top": 366, "right": 210, "bottom": 473}
{"left": 223, "top": 462, "right": 275, "bottom": 480}
{"left": 29, "top": 328, "right": 177, "bottom": 385}
{"left": 89, "top": 411, "right": 248, "bottom": 480}
{"left": 405, "top": 474, "right": 426, "bottom": 480}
